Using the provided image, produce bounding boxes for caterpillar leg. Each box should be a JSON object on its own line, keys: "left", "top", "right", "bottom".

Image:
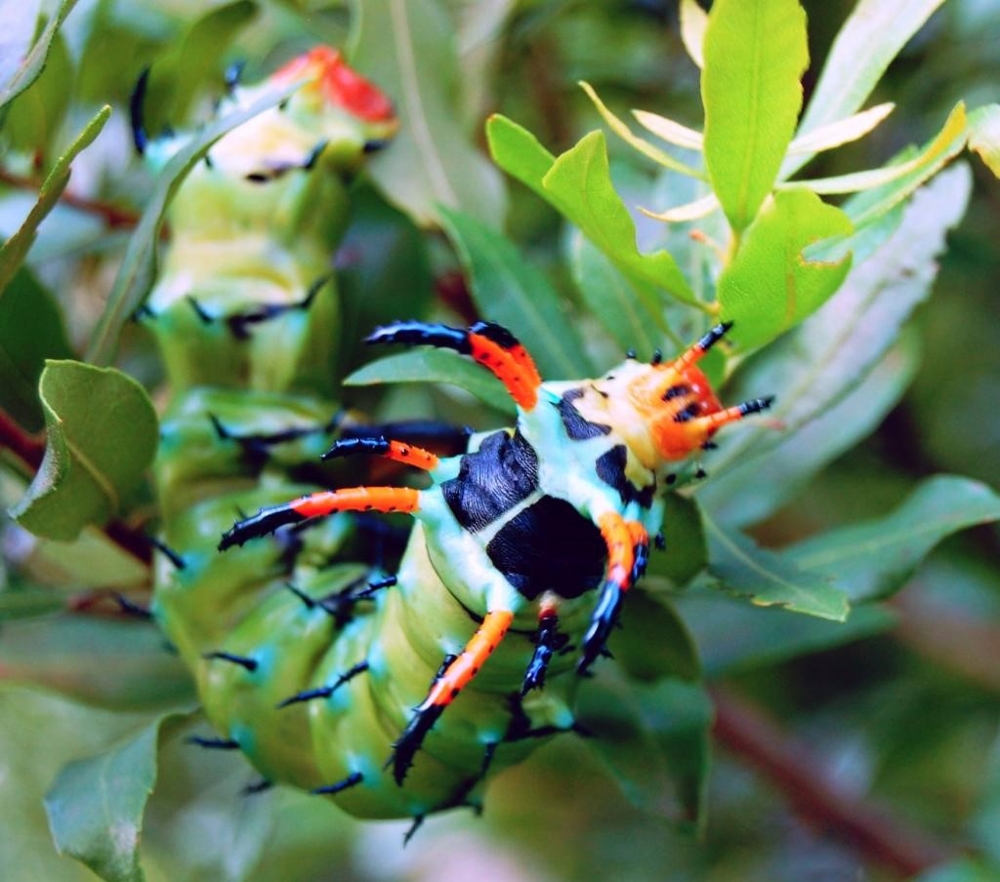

{"left": 577, "top": 514, "right": 649, "bottom": 674}
{"left": 218, "top": 487, "right": 421, "bottom": 550}
{"left": 389, "top": 609, "right": 515, "bottom": 784}
{"left": 367, "top": 320, "right": 542, "bottom": 410}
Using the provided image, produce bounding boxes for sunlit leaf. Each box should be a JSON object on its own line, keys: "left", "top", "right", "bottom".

{"left": 438, "top": 205, "right": 591, "bottom": 379}
{"left": 640, "top": 193, "right": 719, "bottom": 223}
{"left": 679, "top": 0, "right": 707, "bottom": 70}
{"left": 702, "top": 0, "right": 808, "bottom": 232}
{"left": 968, "top": 103, "right": 1000, "bottom": 177}
{"left": 718, "top": 187, "right": 853, "bottom": 351}
{"left": 786, "top": 102, "right": 894, "bottom": 157}
{"left": 349, "top": 0, "right": 506, "bottom": 228}
{"left": 9, "top": 361, "right": 158, "bottom": 541}
{"left": 631, "top": 109, "right": 704, "bottom": 151}
{"left": 785, "top": 476, "right": 1000, "bottom": 603}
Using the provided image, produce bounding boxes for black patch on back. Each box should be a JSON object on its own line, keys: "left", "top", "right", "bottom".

{"left": 442, "top": 431, "right": 539, "bottom": 532}
{"left": 595, "top": 445, "right": 655, "bottom": 508}
{"left": 485, "top": 496, "right": 605, "bottom": 600}
{"left": 558, "top": 388, "right": 611, "bottom": 440}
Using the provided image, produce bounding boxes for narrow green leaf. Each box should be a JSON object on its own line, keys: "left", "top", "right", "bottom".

{"left": 349, "top": 0, "right": 506, "bottom": 228}
{"left": 438, "top": 205, "right": 592, "bottom": 379}
{"left": 0, "top": 0, "right": 77, "bottom": 109}
{"left": 702, "top": 510, "right": 849, "bottom": 621}
{"left": 702, "top": 0, "right": 808, "bottom": 232}
{"left": 580, "top": 81, "right": 704, "bottom": 177}
{"left": 718, "top": 187, "right": 853, "bottom": 351}
{"left": 790, "top": 0, "right": 948, "bottom": 177}
{"left": 786, "top": 103, "right": 894, "bottom": 157}
{"left": 703, "top": 164, "right": 971, "bottom": 481}
{"left": 640, "top": 193, "right": 718, "bottom": 223}
{"left": 967, "top": 103, "right": 1000, "bottom": 177}
{"left": 9, "top": 361, "right": 158, "bottom": 541}
{"left": 915, "top": 859, "right": 1000, "bottom": 882}
{"left": 631, "top": 110, "right": 704, "bottom": 151}
{"left": 679, "top": 0, "right": 707, "bottom": 69}
{"left": 0, "top": 0, "right": 42, "bottom": 98}
{"left": 566, "top": 229, "right": 663, "bottom": 359}
{"left": 488, "top": 116, "right": 700, "bottom": 307}
{"left": 0, "top": 105, "right": 110, "bottom": 298}
{"left": 0, "top": 267, "right": 74, "bottom": 432}
{"left": 0, "top": 588, "right": 65, "bottom": 621}
{"left": 344, "top": 349, "right": 516, "bottom": 415}
{"left": 786, "top": 476, "right": 1000, "bottom": 603}
{"left": 84, "top": 79, "right": 299, "bottom": 365}
{"left": 45, "top": 712, "right": 193, "bottom": 882}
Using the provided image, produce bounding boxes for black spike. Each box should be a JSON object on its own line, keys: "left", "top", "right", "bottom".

{"left": 312, "top": 771, "right": 363, "bottom": 796}
{"left": 224, "top": 59, "right": 246, "bottom": 94}
{"left": 625, "top": 348, "right": 637, "bottom": 360}
{"left": 114, "top": 593, "right": 152, "bottom": 619}
{"left": 302, "top": 139, "right": 329, "bottom": 170}
{"left": 697, "top": 320, "right": 734, "bottom": 353}
{"left": 203, "top": 651, "right": 258, "bottom": 672}
{"left": 651, "top": 348, "right": 663, "bottom": 365}
{"left": 738, "top": 395, "right": 776, "bottom": 415}
{"left": 186, "top": 296, "right": 213, "bottom": 324}
{"left": 285, "top": 582, "right": 317, "bottom": 609}
{"left": 322, "top": 435, "right": 390, "bottom": 461}
{"left": 277, "top": 661, "right": 369, "bottom": 709}
{"left": 129, "top": 67, "right": 150, "bottom": 154}
{"left": 242, "top": 778, "right": 273, "bottom": 796}
{"left": 403, "top": 814, "right": 425, "bottom": 845}
{"left": 654, "top": 531, "right": 666, "bottom": 551}
{"left": 186, "top": 735, "right": 239, "bottom": 750}
{"left": 148, "top": 535, "right": 186, "bottom": 570}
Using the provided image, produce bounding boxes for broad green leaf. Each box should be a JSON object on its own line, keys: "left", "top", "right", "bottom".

{"left": 0, "top": 0, "right": 77, "bottom": 110}
{"left": 0, "top": 615, "right": 194, "bottom": 709}
{"left": 45, "top": 711, "right": 193, "bottom": 882}
{"left": 438, "top": 205, "right": 592, "bottom": 379}
{"left": 9, "top": 361, "right": 158, "bottom": 541}
{"left": 677, "top": 588, "right": 893, "bottom": 677}
{"left": 679, "top": 0, "right": 707, "bottom": 69}
{"left": 349, "top": 0, "right": 506, "bottom": 228}
{"left": 580, "top": 81, "right": 703, "bottom": 177}
{"left": 968, "top": 103, "right": 1000, "bottom": 177}
{"left": 344, "top": 349, "right": 516, "bottom": 415}
{"left": 0, "top": 267, "right": 74, "bottom": 432}
{"left": 702, "top": 0, "right": 808, "bottom": 232}
{"left": 799, "top": 103, "right": 968, "bottom": 229}
{"left": 646, "top": 493, "right": 707, "bottom": 586}
{"left": 785, "top": 476, "right": 1000, "bottom": 603}
{"left": 578, "top": 671, "right": 711, "bottom": 828}
{"left": 718, "top": 187, "right": 853, "bottom": 351}
{"left": 631, "top": 110, "right": 704, "bottom": 151}
{"left": 0, "top": 587, "right": 64, "bottom": 621}
{"left": 786, "top": 102, "right": 894, "bottom": 157}
{"left": 566, "top": 229, "right": 663, "bottom": 359}
{"left": 789, "top": 0, "right": 948, "bottom": 177}
{"left": 701, "top": 333, "right": 918, "bottom": 528}
{"left": 704, "top": 163, "right": 971, "bottom": 481}
{"left": 488, "top": 116, "right": 700, "bottom": 307}
{"left": 0, "top": 105, "right": 110, "bottom": 298}
{"left": 84, "top": 78, "right": 299, "bottom": 366}
{"left": 702, "top": 510, "right": 849, "bottom": 621}
{"left": 614, "top": 590, "right": 700, "bottom": 683}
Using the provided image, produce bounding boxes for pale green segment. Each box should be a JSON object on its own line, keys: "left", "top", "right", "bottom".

{"left": 349, "top": 0, "right": 506, "bottom": 228}
{"left": 679, "top": 0, "right": 707, "bottom": 69}
{"left": 717, "top": 187, "right": 853, "bottom": 352}
{"left": 703, "top": 511, "right": 850, "bottom": 622}
{"left": 785, "top": 476, "right": 1000, "bottom": 604}
{"left": 701, "top": 0, "right": 808, "bottom": 232}
{"left": 790, "top": 0, "right": 948, "bottom": 178}
{"left": 968, "top": 103, "right": 1000, "bottom": 177}
{"left": 488, "top": 116, "right": 699, "bottom": 307}
{"left": 10, "top": 361, "right": 158, "bottom": 542}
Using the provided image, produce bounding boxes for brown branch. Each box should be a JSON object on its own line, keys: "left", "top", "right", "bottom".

{"left": 710, "top": 686, "right": 959, "bottom": 879}
{"left": 0, "top": 166, "right": 141, "bottom": 229}
{"left": 0, "top": 409, "right": 45, "bottom": 470}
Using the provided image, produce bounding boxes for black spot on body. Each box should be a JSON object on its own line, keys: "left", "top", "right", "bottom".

{"left": 485, "top": 496, "right": 605, "bottom": 600}
{"left": 558, "top": 388, "right": 611, "bottom": 440}
{"left": 595, "top": 445, "right": 655, "bottom": 508}
{"left": 442, "top": 431, "right": 539, "bottom": 532}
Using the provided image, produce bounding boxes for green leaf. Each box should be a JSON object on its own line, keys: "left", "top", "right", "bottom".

{"left": 915, "top": 859, "right": 1000, "bottom": 882}
{"left": 701, "top": 333, "right": 919, "bottom": 528}
{"left": 0, "top": 267, "right": 74, "bottom": 432}
{"left": 566, "top": 229, "right": 663, "bottom": 359}
{"left": 0, "top": 615, "right": 194, "bottom": 709}
{"left": 679, "top": 0, "right": 707, "bottom": 69}
{"left": 614, "top": 590, "right": 700, "bottom": 683}
{"left": 631, "top": 109, "right": 704, "bottom": 151}
{"left": 344, "top": 348, "right": 516, "bottom": 415}
{"left": 0, "top": 0, "right": 42, "bottom": 99}
{"left": 84, "top": 77, "right": 300, "bottom": 366}
{"left": 646, "top": 493, "right": 707, "bottom": 586}
{"left": 702, "top": 509, "right": 849, "bottom": 621}
{"left": 789, "top": 0, "right": 948, "bottom": 177}
{"left": 785, "top": 476, "right": 1000, "bottom": 603}
{"left": 0, "top": 105, "right": 111, "bottom": 299}
{"left": 701, "top": 0, "right": 808, "bottom": 232}
{"left": 349, "top": 0, "right": 506, "bottom": 228}
{"left": 488, "top": 116, "right": 700, "bottom": 307}
{"left": 678, "top": 588, "right": 893, "bottom": 677}
{"left": 45, "top": 711, "right": 193, "bottom": 882}
{"left": 2, "top": 27, "right": 72, "bottom": 154}
{"left": 9, "top": 361, "right": 158, "bottom": 541}
{"left": 786, "top": 102, "right": 894, "bottom": 157}
{"left": 438, "top": 206, "right": 591, "bottom": 379}
{"left": 968, "top": 103, "right": 1000, "bottom": 177}
{"left": 0, "top": 0, "right": 77, "bottom": 110}
{"left": 703, "top": 163, "right": 972, "bottom": 482}
{"left": 0, "top": 587, "right": 65, "bottom": 621}
{"left": 718, "top": 187, "right": 853, "bottom": 351}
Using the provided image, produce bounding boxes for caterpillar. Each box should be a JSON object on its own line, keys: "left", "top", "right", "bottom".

{"left": 218, "top": 319, "right": 774, "bottom": 824}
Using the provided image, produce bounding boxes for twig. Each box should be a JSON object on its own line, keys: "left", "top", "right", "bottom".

{"left": 0, "top": 166, "right": 141, "bottom": 229}
{"left": 710, "top": 686, "right": 958, "bottom": 878}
